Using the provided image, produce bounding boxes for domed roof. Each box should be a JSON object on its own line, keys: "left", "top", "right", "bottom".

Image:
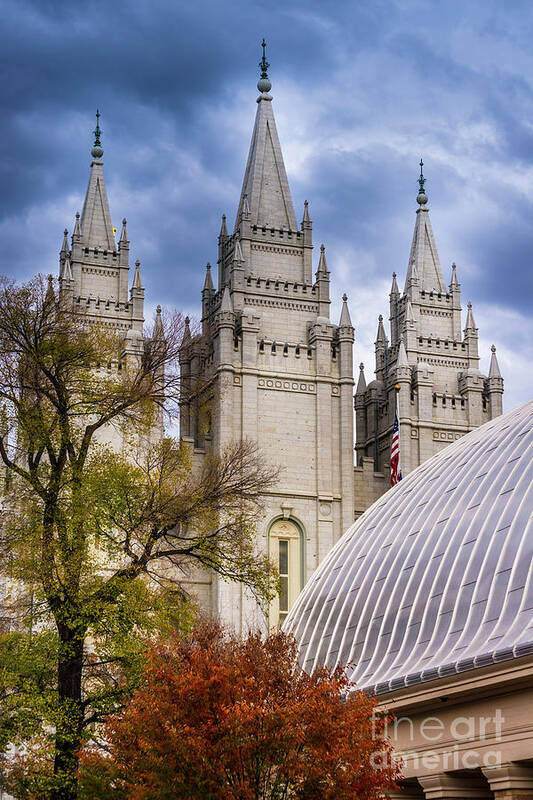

{"left": 285, "top": 401, "right": 533, "bottom": 694}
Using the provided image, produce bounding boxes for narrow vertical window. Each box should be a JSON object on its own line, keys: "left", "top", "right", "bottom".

{"left": 269, "top": 520, "right": 303, "bottom": 630}
{"left": 278, "top": 540, "right": 289, "bottom": 625}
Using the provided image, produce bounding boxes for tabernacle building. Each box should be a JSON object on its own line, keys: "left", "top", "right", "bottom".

{"left": 285, "top": 401, "right": 533, "bottom": 800}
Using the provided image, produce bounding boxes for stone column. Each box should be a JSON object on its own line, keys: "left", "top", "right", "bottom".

{"left": 418, "top": 773, "right": 492, "bottom": 800}
{"left": 337, "top": 311, "right": 355, "bottom": 536}
{"left": 482, "top": 763, "right": 533, "bottom": 800}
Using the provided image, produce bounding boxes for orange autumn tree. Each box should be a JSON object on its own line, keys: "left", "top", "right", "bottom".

{"left": 80, "top": 624, "right": 401, "bottom": 800}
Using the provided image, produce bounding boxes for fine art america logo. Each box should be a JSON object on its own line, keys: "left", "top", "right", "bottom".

{"left": 371, "top": 710, "right": 505, "bottom": 771}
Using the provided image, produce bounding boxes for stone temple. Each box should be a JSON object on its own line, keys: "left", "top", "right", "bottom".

{"left": 58, "top": 51, "right": 504, "bottom": 631}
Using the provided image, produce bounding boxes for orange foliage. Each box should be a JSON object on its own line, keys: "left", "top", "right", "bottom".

{"left": 80, "top": 623, "right": 401, "bottom": 799}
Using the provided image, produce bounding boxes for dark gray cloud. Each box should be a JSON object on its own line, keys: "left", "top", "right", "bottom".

{"left": 1, "top": 0, "right": 532, "bottom": 409}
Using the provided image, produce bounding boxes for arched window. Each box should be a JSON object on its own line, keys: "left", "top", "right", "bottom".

{"left": 268, "top": 519, "right": 303, "bottom": 629}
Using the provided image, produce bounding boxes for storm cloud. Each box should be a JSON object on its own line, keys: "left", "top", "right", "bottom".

{"left": 2, "top": 0, "right": 532, "bottom": 409}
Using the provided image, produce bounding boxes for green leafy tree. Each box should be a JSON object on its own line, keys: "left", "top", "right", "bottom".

{"left": 0, "top": 275, "right": 278, "bottom": 800}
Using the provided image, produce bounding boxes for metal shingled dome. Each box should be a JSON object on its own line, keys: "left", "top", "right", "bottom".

{"left": 284, "top": 401, "right": 533, "bottom": 694}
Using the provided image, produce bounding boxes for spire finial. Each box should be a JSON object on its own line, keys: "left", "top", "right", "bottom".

{"left": 132, "top": 259, "right": 143, "bottom": 290}
{"left": 356, "top": 362, "right": 366, "bottom": 394}
{"left": 91, "top": 109, "right": 104, "bottom": 159}
{"left": 183, "top": 314, "right": 191, "bottom": 344}
{"left": 60, "top": 228, "right": 69, "bottom": 256}
{"left": 489, "top": 344, "right": 502, "bottom": 379}
{"left": 317, "top": 243, "right": 327, "bottom": 273}
{"left": 417, "top": 157, "right": 428, "bottom": 205}
{"left": 153, "top": 304, "right": 164, "bottom": 340}
{"left": 219, "top": 214, "right": 228, "bottom": 239}
{"left": 257, "top": 39, "right": 272, "bottom": 94}
{"left": 339, "top": 293, "right": 352, "bottom": 327}
{"left": 45, "top": 274, "right": 55, "bottom": 304}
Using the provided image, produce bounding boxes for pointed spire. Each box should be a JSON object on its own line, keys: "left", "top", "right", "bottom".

{"left": 203, "top": 262, "right": 214, "bottom": 292}
{"left": 465, "top": 301, "right": 477, "bottom": 331}
{"left": 317, "top": 244, "right": 328, "bottom": 273}
{"left": 397, "top": 337, "right": 409, "bottom": 368}
{"left": 153, "top": 305, "right": 164, "bottom": 339}
{"left": 488, "top": 344, "right": 502, "bottom": 378}
{"left": 449, "top": 262, "right": 460, "bottom": 289}
{"left": 182, "top": 314, "right": 191, "bottom": 344}
{"left": 219, "top": 214, "right": 228, "bottom": 239}
{"left": 132, "top": 260, "right": 143, "bottom": 290}
{"left": 356, "top": 363, "right": 366, "bottom": 394}
{"left": 119, "top": 218, "right": 128, "bottom": 244}
{"left": 45, "top": 274, "right": 55, "bottom": 305}
{"left": 390, "top": 272, "right": 399, "bottom": 295}
{"left": 60, "top": 228, "right": 69, "bottom": 256}
{"left": 91, "top": 109, "right": 104, "bottom": 160}
{"left": 234, "top": 239, "right": 245, "bottom": 264}
{"left": 302, "top": 200, "right": 311, "bottom": 225}
{"left": 376, "top": 314, "right": 387, "bottom": 343}
{"left": 404, "top": 160, "right": 446, "bottom": 294}
{"left": 73, "top": 212, "right": 81, "bottom": 239}
{"left": 234, "top": 43, "right": 297, "bottom": 231}
{"left": 339, "top": 293, "right": 352, "bottom": 327}
{"left": 80, "top": 112, "right": 116, "bottom": 251}
{"left": 221, "top": 286, "right": 233, "bottom": 313}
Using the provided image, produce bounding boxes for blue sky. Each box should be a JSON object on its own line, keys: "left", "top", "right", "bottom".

{"left": 2, "top": 0, "right": 532, "bottom": 409}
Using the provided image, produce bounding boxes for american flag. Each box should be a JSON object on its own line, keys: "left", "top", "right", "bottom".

{"left": 390, "top": 399, "right": 402, "bottom": 487}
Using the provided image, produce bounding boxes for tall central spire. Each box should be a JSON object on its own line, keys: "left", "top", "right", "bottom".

{"left": 80, "top": 110, "right": 116, "bottom": 251}
{"left": 234, "top": 40, "right": 297, "bottom": 232}
{"left": 404, "top": 159, "right": 446, "bottom": 295}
